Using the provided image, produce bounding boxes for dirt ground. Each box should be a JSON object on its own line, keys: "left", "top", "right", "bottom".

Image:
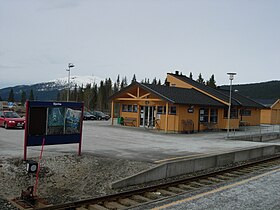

{"left": 0, "top": 153, "right": 155, "bottom": 206}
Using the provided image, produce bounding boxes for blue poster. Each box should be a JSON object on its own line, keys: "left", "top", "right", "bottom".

{"left": 47, "top": 107, "right": 65, "bottom": 135}
{"left": 65, "top": 108, "right": 82, "bottom": 134}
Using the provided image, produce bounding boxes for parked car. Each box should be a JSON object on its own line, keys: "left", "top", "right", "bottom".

{"left": 0, "top": 110, "right": 25, "bottom": 129}
{"left": 83, "top": 111, "right": 97, "bottom": 120}
{"left": 91, "top": 111, "right": 110, "bottom": 120}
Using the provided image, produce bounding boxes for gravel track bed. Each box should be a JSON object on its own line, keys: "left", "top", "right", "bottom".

{"left": 0, "top": 153, "right": 155, "bottom": 207}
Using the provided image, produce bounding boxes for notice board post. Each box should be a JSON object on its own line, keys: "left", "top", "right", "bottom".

{"left": 24, "top": 101, "right": 84, "bottom": 160}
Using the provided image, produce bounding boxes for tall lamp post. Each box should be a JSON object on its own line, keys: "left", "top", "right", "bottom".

{"left": 227, "top": 72, "right": 236, "bottom": 138}
{"left": 66, "top": 63, "right": 75, "bottom": 101}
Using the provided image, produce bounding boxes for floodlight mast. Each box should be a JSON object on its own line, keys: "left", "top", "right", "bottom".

{"left": 227, "top": 72, "right": 236, "bottom": 138}
{"left": 66, "top": 63, "right": 75, "bottom": 101}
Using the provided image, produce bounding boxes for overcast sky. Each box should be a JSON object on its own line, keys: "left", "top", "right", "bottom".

{"left": 0, "top": 0, "right": 280, "bottom": 88}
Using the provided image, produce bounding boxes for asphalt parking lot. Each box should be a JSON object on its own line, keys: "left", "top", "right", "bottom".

{"left": 0, "top": 121, "right": 279, "bottom": 162}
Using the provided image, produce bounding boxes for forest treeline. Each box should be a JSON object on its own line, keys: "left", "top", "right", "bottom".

{"left": 2, "top": 73, "right": 280, "bottom": 112}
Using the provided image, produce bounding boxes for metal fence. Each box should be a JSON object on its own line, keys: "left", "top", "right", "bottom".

{"left": 229, "top": 124, "right": 280, "bottom": 140}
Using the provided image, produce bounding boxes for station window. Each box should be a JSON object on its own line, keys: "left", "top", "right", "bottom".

{"left": 122, "top": 104, "right": 138, "bottom": 113}
{"left": 169, "top": 106, "right": 177, "bottom": 115}
{"left": 122, "top": 104, "right": 128, "bottom": 112}
{"left": 224, "top": 108, "right": 238, "bottom": 119}
{"left": 127, "top": 105, "right": 133, "bottom": 112}
{"left": 210, "top": 109, "right": 218, "bottom": 123}
{"left": 157, "top": 106, "right": 166, "bottom": 114}
{"left": 133, "top": 105, "right": 138, "bottom": 112}
{"left": 199, "top": 108, "right": 209, "bottom": 122}
{"left": 240, "top": 109, "right": 251, "bottom": 116}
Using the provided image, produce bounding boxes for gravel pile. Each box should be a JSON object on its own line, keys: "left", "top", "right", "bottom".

{"left": 0, "top": 153, "right": 155, "bottom": 207}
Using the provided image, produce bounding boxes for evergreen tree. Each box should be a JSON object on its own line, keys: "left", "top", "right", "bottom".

{"left": 158, "top": 79, "right": 161, "bottom": 85}
{"left": 104, "top": 78, "right": 113, "bottom": 110}
{"left": 0, "top": 95, "right": 2, "bottom": 101}
{"left": 131, "top": 74, "right": 137, "bottom": 83}
{"left": 56, "top": 91, "right": 61, "bottom": 101}
{"left": 189, "top": 72, "right": 193, "bottom": 79}
{"left": 8, "top": 89, "right": 14, "bottom": 102}
{"left": 83, "top": 83, "right": 92, "bottom": 110}
{"left": 73, "top": 84, "right": 78, "bottom": 101}
{"left": 113, "top": 82, "right": 118, "bottom": 94}
{"left": 98, "top": 81, "right": 105, "bottom": 110}
{"left": 152, "top": 77, "right": 157, "bottom": 84}
{"left": 196, "top": 73, "right": 205, "bottom": 84}
{"left": 21, "top": 90, "right": 27, "bottom": 105}
{"left": 29, "top": 89, "right": 34, "bottom": 101}
{"left": 123, "top": 76, "right": 128, "bottom": 87}
{"left": 120, "top": 77, "right": 128, "bottom": 89}
{"left": 116, "top": 74, "right": 120, "bottom": 90}
{"left": 77, "top": 85, "right": 84, "bottom": 102}
{"left": 206, "top": 74, "right": 217, "bottom": 88}
{"left": 90, "top": 83, "right": 98, "bottom": 110}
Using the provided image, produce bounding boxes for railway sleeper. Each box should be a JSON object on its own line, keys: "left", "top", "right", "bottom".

{"left": 215, "top": 175, "right": 232, "bottom": 180}
{"left": 76, "top": 207, "right": 88, "bottom": 210}
{"left": 178, "top": 184, "right": 197, "bottom": 190}
{"left": 103, "top": 201, "right": 126, "bottom": 209}
{"left": 157, "top": 189, "right": 177, "bottom": 196}
{"left": 223, "top": 172, "right": 240, "bottom": 177}
{"left": 131, "top": 195, "right": 151, "bottom": 202}
{"left": 229, "top": 171, "right": 247, "bottom": 175}
{"left": 198, "top": 179, "right": 216, "bottom": 185}
{"left": 236, "top": 168, "right": 254, "bottom": 173}
{"left": 168, "top": 186, "right": 186, "bottom": 193}
{"left": 249, "top": 166, "right": 267, "bottom": 170}
{"left": 144, "top": 191, "right": 164, "bottom": 199}
{"left": 118, "top": 198, "right": 139, "bottom": 206}
{"left": 88, "top": 204, "right": 110, "bottom": 210}
{"left": 189, "top": 181, "right": 207, "bottom": 187}
{"left": 207, "top": 177, "right": 224, "bottom": 182}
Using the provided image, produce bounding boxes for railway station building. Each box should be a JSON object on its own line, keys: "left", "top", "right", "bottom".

{"left": 110, "top": 72, "right": 264, "bottom": 133}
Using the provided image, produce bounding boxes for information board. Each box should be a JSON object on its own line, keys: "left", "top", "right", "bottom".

{"left": 24, "top": 101, "right": 84, "bottom": 160}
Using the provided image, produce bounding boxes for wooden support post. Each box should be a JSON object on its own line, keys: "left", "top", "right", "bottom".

{"left": 111, "top": 101, "right": 114, "bottom": 125}
{"left": 165, "top": 102, "right": 169, "bottom": 133}
{"left": 137, "top": 104, "right": 140, "bottom": 127}
{"left": 137, "top": 87, "right": 140, "bottom": 98}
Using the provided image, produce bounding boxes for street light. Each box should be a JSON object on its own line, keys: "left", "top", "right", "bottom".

{"left": 227, "top": 72, "right": 236, "bottom": 138}
{"left": 66, "top": 63, "right": 75, "bottom": 101}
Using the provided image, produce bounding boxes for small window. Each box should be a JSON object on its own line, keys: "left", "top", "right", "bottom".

{"left": 122, "top": 104, "right": 128, "bottom": 112}
{"left": 169, "top": 106, "right": 177, "bottom": 115}
{"left": 200, "top": 108, "right": 209, "bottom": 122}
{"left": 224, "top": 108, "right": 238, "bottom": 119}
{"left": 210, "top": 109, "right": 218, "bottom": 123}
{"left": 133, "top": 105, "right": 138, "bottom": 113}
{"left": 157, "top": 106, "right": 166, "bottom": 114}
{"left": 128, "top": 105, "right": 133, "bottom": 112}
{"left": 240, "top": 109, "right": 251, "bottom": 116}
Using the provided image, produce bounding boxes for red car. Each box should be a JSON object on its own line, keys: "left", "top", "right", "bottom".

{"left": 0, "top": 110, "right": 25, "bottom": 129}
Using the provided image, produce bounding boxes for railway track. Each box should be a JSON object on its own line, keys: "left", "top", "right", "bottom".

{"left": 17, "top": 155, "right": 280, "bottom": 210}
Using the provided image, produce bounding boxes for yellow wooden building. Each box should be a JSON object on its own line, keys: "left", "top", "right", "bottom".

{"left": 110, "top": 72, "right": 264, "bottom": 133}
{"left": 259, "top": 99, "right": 280, "bottom": 124}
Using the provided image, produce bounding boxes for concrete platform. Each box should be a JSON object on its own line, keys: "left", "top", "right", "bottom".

{"left": 112, "top": 145, "right": 280, "bottom": 188}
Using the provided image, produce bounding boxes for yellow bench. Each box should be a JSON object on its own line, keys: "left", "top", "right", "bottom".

{"left": 123, "top": 118, "right": 137, "bottom": 127}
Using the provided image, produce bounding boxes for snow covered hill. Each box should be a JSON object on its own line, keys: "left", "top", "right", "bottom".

{"left": 48, "top": 75, "right": 104, "bottom": 90}
{"left": 0, "top": 75, "right": 105, "bottom": 101}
